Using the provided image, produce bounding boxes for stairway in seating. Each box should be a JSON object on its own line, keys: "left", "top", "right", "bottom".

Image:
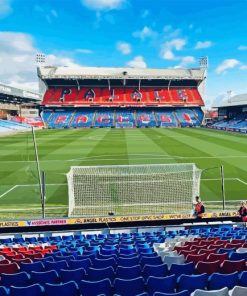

{"left": 92, "top": 111, "right": 97, "bottom": 127}
{"left": 134, "top": 110, "right": 138, "bottom": 127}
{"left": 113, "top": 110, "right": 116, "bottom": 127}
{"left": 192, "top": 109, "right": 200, "bottom": 126}
{"left": 173, "top": 111, "right": 180, "bottom": 127}
{"left": 68, "top": 110, "right": 76, "bottom": 128}
{"left": 153, "top": 111, "right": 158, "bottom": 126}
{"left": 46, "top": 111, "right": 54, "bottom": 128}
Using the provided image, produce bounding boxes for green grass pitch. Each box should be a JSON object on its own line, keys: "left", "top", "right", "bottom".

{"left": 0, "top": 128, "right": 246, "bottom": 219}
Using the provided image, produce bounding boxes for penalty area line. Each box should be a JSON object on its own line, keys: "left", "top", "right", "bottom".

{"left": 0, "top": 185, "right": 18, "bottom": 199}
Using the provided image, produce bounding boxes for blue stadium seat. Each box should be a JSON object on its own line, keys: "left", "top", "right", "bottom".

{"left": 140, "top": 256, "right": 162, "bottom": 266}
{"left": 142, "top": 264, "right": 169, "bottom": 280}
{"left": 93, "top": 258, "right": 117, "bottom": 269}
{"left": 69, "top": 258, "right": 92, "bottom": 270}
{"left": 116, "top": 265, "right": 141, "bottom": 280}
{"left": 20, "top": 261, "right": 44, "bottom": 273}
{"left": 169, "top": 262, "right": 195, "bottom": 279}
{"left": 88, "top": 266, "right": 115, "bottom": 283}
{"left": 101, "top": 249, "right": 118, "bottom": 256}
{"left": 119, "top": 248, "right": 137, "bottom": 256}
{"left": 34, "top": 256, "right": 54, "bottom": 263}
{"left": 44, "top": 259, "right": 68, "bottom": 271}
{"left": 31, "top": 270, "right": 60, "bottom": 285}
{"left": 217, "top": 248, "right": 235, "bottom": 255}
{"left": 9, "top": 284, "right": 44, "bottom": 296}
{"left": 229, "top": 252, "right": 247, "bottom": 260}
{"left": 177, "top": 273, "right": 208, "bottom": 293}
{"left": 118, "top": 256, "right": 139, "bottom": 267}
{"left": 0, "top": 271, "right": 30, "bottom": 287}
{"left": 239, "top": 271, "right": 247, "bottom": 287}
{"left": 45, "top": 281, "right": 79, "bottom": 296}
{"left": 79, "top": 278, "right": 112, "bottom": 296}
{"left": 54, "top": 255, "right": 75, "bottom": 262}
{"left": 114, "top": 277, "right": 145, "bottom": 296}
{"left": 153, "top": 291, "right": 189, "bottom": 296}
{"left": 0, "top": 287, "right": 8, "bottom": 296}
{"left": 146, "top": 275, "right": 176, "bottom": 295}
{"left": 60, "top": 267, "right": 86, "bottom": 283}
{"left": 38, "top": 237, "right": 50, "bottom": 243}
{"left": 208, "top": 271, "right": 238, "bottom": 290}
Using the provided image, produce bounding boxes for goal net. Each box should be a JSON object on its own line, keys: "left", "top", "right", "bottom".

{"left": 67, "top": 163, "right": 202, "bottom": 217}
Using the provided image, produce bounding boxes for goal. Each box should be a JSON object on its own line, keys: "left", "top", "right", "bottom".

{"left": 67, "top": 163, "right": 202, "bottom": 217}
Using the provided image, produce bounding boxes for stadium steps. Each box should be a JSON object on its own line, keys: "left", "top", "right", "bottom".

{"left": 173, "top": 112, "right": 181, "bottom": 127}
{"left": 168, "top": 88, "right": 174, "bottom": 102}
{"left": 46, "top": 111, "right": 54, "bottom": 126}
{"left": 153, "top": 111, "right": 158, "bottom": 126}
{"left": 134, "top": 110, "right": 138, "bottom": 127}
{"left": 192, "top": 109, "right": 202, "bottom": 125}
{"left": 92, "top": 111, "right": 97, "bottom": 127}
{"left": 68, "top": 111, "right": 76, "bottom": 128}
{"left": 113, "top": 110, "right": 117, "bottom": 127}
{"left": 189, "top": 89, "right": 196, "bottom": 103}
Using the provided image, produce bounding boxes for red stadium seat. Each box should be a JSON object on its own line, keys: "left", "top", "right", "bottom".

{"left": 196, "top": 260, "right": 220, "bottom": 274}
{"left": 186, "top": 253, "right": 207, "bottom": 264}
{"left": 220, "top": 259, "right": 245, "bottom": 274}
{"left": 198, "top": 249, "right": 216, "bottom": 256}
{"left": 0, "top": 262, "right": 19, "bottom": 274}
{"left": 0, "top": 260, "right": 11, "bottom": 265}
{"left": 207, "top": 252, "right": 228, "bottom": 264}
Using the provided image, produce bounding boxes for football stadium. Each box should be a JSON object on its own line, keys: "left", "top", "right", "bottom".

{"left": 0, "top": 1, "right": 247, "bottom": 295}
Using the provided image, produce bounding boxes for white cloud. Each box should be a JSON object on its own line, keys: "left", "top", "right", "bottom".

{"left": 163, "top": 25, "right": 181, "bottom": 38}
{"left": 116, "top": 42, "right": 131, "bottom": 55}
{"left": 180, "top": 56, "right": 196, "bottom": 65}
{"left": 162, "top": 49, "right": 175, "bottom": 60}
{"left": 216, "top": 59, "right": 240, "bottom": 74}
{"left": 166, "top": 38, "right": 186, "bottom": 51}
{"left": 240, "top": 65, "right": 247, "bottom": 70}
{"left": 127, "top": 56, "right": 147, "bottom": 68}
{"left": 81, "top": 0, "right": 125, "bottom": 11}
{"left": 161, "top": 38, "right": 186, "bottom": 60}
{"left": 0, "top": 32, "right": 82, "bottom": 91}
{"left": 133, "top": 26, "right": 157, "bottom": 40}
{"left": 195, "top": 41, "right": 213, "bottom": 49}
{"left": 76, "top": 48, "right": 93, "bottom": 54}
{"left": 238, "top": 45, "right": 247, "bottom": 51}
{"left": 0, "top": 0, "right": 12, "bottom": 18}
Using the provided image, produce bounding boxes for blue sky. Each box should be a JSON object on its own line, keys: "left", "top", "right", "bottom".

{"left": 0, "top": 0, "right": 247, "bottom": 106}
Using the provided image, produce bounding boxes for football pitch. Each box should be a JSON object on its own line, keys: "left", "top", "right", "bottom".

{"left": 0, "top": 128, "right": 247, "bottom": 220}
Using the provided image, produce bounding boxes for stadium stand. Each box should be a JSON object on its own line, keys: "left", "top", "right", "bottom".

{"left": 0, "top": 225, "right": 246, "bottom": 295}
{"left": 38, "top": 67, "right": 206, "bottom": 129}
{"left": 41, "top": 108, "right": 204, "bottom": 128}
{"left": 211, "top": 93, "right": 247, "bottom": 133}
{"left": 0, "top": 119, "right": 31, "bottom": 133}
{"left": 42, "top": 87, "right": 204, "bottom": 107}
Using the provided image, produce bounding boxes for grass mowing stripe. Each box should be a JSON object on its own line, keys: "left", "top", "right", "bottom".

{"left": 174, "top": 128, "right": 247, "bottom": 154}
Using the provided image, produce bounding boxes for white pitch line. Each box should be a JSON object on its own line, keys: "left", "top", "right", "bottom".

{"left": 17, "top": 184, "right": 67, "bottom": 187}
{"left": 236, "top": 178, "right": 247, "bottom": 186}
{"left": 1, "top": 155, "right": 247, "bottom": 163}
{"left": 0, "top": 185, "right": 18, "bottom": 199}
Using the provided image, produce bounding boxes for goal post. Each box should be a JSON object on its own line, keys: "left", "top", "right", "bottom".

{"left": 67, "top": 163, "right": 202, "bottom": 217}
